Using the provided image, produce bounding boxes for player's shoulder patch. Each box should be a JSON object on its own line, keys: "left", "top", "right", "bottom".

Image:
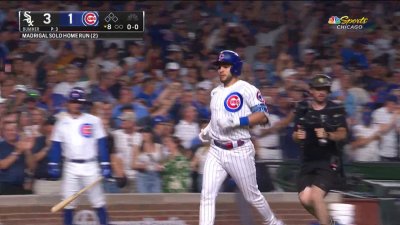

{"left": 256, "top": 91, "right": 265, "bottom": 103}
{"left": 224, "top": 92, "right": 243, "bottom": 112}
{"left": 80, "top": 123, "right": 93, "bottom": 138}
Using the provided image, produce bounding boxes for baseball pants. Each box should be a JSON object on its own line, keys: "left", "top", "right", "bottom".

{"left": 199, "top": 141, "right": 281, "bottom": 225}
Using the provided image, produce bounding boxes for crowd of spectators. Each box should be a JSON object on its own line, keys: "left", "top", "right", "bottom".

{"left": 0, "top": 1, "right": 400, "bottom": 194}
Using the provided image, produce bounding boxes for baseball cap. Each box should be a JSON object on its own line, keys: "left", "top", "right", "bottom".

{"left": 25, "top": 89, "right": 40, "bottom": 102}
{"left": 165, "top": 62, "right": 180, "bottom": 70}
{"left": 309, "top": 74, "right": 332, "bottom": 88}
{"left": 152, "top": 115, "right": 169, "bottom": 126}
{"left": 119, "top": 111, "right": 136, "bottom": 121}
{"left": 14, "top": 84, "right": 28, "bottom": 92}
{"left": 281, "top": 69, "right": 298, "bottom": 79}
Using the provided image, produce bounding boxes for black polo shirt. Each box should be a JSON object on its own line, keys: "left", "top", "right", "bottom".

{"left": 294, "top": 100, "right": 347, "bottom": 166}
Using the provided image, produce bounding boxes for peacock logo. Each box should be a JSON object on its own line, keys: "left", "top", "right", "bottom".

{"left": 328, "top": 16, "right": 341, "bottom": 25}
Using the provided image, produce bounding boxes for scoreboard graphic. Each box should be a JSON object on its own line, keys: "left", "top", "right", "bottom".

{"left": 19, "top": 11, "right": 145, "bottom": 40}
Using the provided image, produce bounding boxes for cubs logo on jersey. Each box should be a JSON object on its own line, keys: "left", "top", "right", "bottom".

{"left": 80, "top": 123, "right": 93, "bottom": 138}
{"left": 224, "top": 92, "right": 243, "bottom": 112}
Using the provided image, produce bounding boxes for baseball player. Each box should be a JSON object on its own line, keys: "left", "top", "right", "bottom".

{"left": 198, "top": 50, "right": 284, "bottom": 225}
{"left": 47, "top": 87, "right": 111, "bottom": 225}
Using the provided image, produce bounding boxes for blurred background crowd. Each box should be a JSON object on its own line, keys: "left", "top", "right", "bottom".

{"left": 0, "top": 1, "right": 400, "bottom": 195}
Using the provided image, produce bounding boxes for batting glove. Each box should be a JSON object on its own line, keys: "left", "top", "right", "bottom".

{"left": 100, "top": 162, "right": 112, "bottom": 178}
{"left": 48, "top": 163, "right": 61, "bottom": 179}
{"left": 199, "top": 124, "right": 211, "bottom": 143}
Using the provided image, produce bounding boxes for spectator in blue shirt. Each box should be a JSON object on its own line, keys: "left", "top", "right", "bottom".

{"left": 112, "top": 87, "right": 149, "bottom": 128}
{"left": 0, "top": 121, "right": 35, "bottom": 195}
{"left": 136, "top": 77, "right": 159, "bottom": 108}
{"left": 192, "top": 88, "right": 211, "bottom": 121}
{"left": 89, "top": 72, "right": 117, "bottom": 104}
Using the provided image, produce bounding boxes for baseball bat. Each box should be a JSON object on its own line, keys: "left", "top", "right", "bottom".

{"left": 50, "top": 177, "right": 103, "bottom": 213}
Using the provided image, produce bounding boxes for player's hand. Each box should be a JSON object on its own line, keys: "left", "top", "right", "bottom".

{"left": 48, "top": 163, "right": 61, "bottom": 179}
{"left": 218, "top": 115, "right": 240, "bottom": 129}
{"left": 199, "top": 128, "right": 211, "bottom": 143}
{"left": 295, "top": 126, "right": 306, "bottom": 140}
{"left": 314, "top": 128, "right": 328, "bottom": 139}
{"left": 100, "top": 162, "right": 112, "bottom": 178}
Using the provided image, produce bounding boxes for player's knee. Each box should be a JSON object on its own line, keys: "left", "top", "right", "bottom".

{"left": 298, "top": 192, "right": 313, "bottom": 207}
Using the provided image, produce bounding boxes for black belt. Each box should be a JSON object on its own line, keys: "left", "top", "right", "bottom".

{"left": 213, "top": 140, "right": 245, "bottom": 150}
{"left": 67, "top": 158, "right": 96, "bottom": 163}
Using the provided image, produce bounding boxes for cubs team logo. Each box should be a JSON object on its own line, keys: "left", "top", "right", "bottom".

{"left": 224, "top": 92, "right": 243, "bottom": 112}
{"left": 256, "top": 91, "right": 265, "bottom": 103}
{"left": 80, "top": 123, "right": 93, "bottom": 138}
{"left": 82, "top": 11, "right": 99, "bottom": 26}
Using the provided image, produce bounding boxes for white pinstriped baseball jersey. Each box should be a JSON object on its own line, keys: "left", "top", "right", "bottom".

{"left": 208, "top": 80, "right": 266, "bottom": 141}
{"left": 52, "top": 113, "right": 106, "bottom": 161}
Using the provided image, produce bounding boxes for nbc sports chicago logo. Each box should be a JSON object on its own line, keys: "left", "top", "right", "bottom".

{"left": 328, "top": 16, "right": 368, "bottom": 30}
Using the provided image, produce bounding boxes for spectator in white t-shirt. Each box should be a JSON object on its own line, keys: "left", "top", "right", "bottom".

{"left": 112, "top": 111, "right": 142, "bottom": 192}
{"left": 371, "top": 95, "right": 400, "bottom": 161}
{"left": 174, "top": 105, "right": 200, "bottom": 151}
{"left": 350, "top": 111, "right": 381, "bottom": 162}
{"left": 52, "top": 64, "right": 90, "bottom": 97}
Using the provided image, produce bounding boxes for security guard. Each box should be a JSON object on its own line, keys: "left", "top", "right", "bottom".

{"left": 292, "top": 74, "right": 348, "bottom": 225}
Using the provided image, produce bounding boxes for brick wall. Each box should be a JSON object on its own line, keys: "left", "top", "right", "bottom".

{"left": 0, "top": 193, "right": 342, "bottom": 225}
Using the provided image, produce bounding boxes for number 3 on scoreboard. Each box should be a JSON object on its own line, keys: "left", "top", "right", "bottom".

{"left": 43, "top": 13, "right": 51, "bottom": 24}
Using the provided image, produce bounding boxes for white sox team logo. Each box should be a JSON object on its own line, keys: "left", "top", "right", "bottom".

{"left": 80, "top": 123, "right": 93, "bottom": 138}
{"left": 224, "top": 92, "right": 243, "bottom": 112}
{"left": 82, "top": 11, "right": 99, "bottom": 26}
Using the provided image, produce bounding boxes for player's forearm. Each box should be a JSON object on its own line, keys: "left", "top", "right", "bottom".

{"left": 247, "top": 112, "right": 269, "bottom": 126}
{"left": 327, "top": 127, "right": 347, "bottom": 142}
{"left": 111, "top": 154, "right": 125, "bottom": 177}
{"left": 350, "top": 136, "right": 376, "bottom": 148}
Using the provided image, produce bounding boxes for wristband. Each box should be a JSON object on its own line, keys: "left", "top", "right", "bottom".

{"left": 239, "top": 116, "right": 250, "bottom": 126}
